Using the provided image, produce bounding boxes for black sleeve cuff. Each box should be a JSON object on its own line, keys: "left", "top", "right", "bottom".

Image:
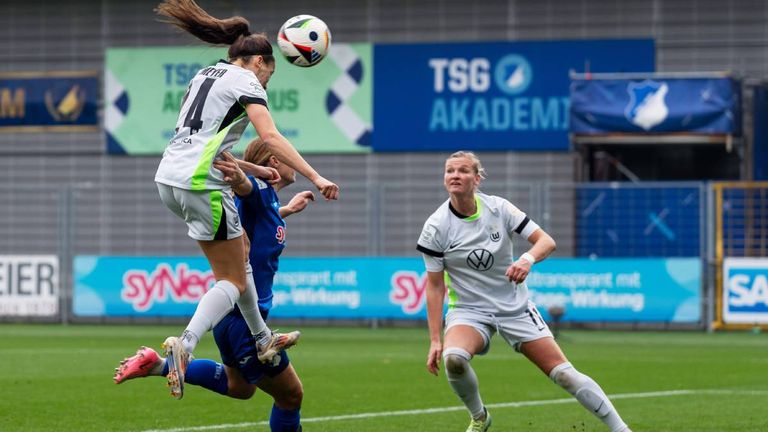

{"left": 514, "top": 216, "right": 530, "bottom": 234}
{"left": 239, "top": 96, "right": 268, "bottom": 108}
{"left": 417, "top": 244, "right": 444, "bottom": 258}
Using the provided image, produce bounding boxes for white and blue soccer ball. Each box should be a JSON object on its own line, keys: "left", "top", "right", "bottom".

{"left": 277, "top": 14, "right": 331, "bottom": 67}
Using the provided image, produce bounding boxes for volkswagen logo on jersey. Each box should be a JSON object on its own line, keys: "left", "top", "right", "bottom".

{"left": 467, "top": 249, "right": 494, "bottom": 271}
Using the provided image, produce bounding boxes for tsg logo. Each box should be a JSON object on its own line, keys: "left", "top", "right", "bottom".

{"left": 625, "top": 80, "right": 669, "bottom": 131}
{"left": 467, "top": 249, "right": 494, "bottom": 271}
{"left": 494, "top": 54, "right": 532, "bottom": 95}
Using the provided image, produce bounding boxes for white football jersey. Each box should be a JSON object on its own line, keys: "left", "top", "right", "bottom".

{"left": 155, "top": 60, "right": 268, "bottom": 190}
{"left": 417, "top": 192, "right": 540, "bottom": 316}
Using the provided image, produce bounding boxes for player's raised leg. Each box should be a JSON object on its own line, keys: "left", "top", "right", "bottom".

{"left": 113, "top": 346, "right": 165, "bottom": 384}
{"left": 521, "top": 337, "right": 631, "bottom": 432}
{"left": 114, "top": 348, "right": 233, "bottom": 399}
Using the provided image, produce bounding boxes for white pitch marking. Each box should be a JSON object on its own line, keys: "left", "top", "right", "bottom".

{"left": 138, "top": 389, "right": 768, "bottom": 432}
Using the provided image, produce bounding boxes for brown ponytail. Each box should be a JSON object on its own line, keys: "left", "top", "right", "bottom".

{"left": 155, "top": 0, "right": 273, "bottom": 62}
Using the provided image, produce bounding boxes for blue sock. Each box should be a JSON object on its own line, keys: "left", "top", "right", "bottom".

{"left": 270, "top": 404, "right": 301, "bottom": 432}
{"left": 182, "top": 359, "right": 229, "bottom": 396}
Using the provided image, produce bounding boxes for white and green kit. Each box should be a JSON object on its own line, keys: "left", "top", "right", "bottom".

{"left": 155, "top": 60, "right": 268, "bottom": 240}
{"left": 418, "top": 192, "right": 552, "bottom": 351}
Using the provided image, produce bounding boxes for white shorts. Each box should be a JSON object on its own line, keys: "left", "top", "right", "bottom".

{"left": 444, "top": 301, "right": 553, "bottom": 355}
{"left": 157, "top": 183, "right": 243, "bottom": 241}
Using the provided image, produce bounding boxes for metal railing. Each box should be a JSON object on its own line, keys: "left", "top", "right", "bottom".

{"left": 4, "top": 181, "right": 761, "bottom": 329}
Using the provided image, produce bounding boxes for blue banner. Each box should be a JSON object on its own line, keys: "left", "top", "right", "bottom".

{"left": 530, "top": 258, "right": 701, "bottom": 323}
{"left": 372, "top": 39, "right": 654, "bottom": 152}
{"left": 74, "top": 256, "right": 699, "bottom": 323}
{"left": 753, "top": 86, "right": 768, "bottom": 180}
{"left": 0, "top": 72, "right": 99, "bottom": 130}
{"left": 571, "top": 77, "right": 741, "bottom": 135}
{"left": 73, "top": 256, "right": 430, "bottom": 319}
{"left": 723, "top": 258, "right": 768, "bottom": 324}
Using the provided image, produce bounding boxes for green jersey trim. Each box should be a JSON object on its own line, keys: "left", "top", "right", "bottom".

{"left": 463, "top": 195, "right": 482, "bottom": 222}
{"left": 445, "top": 272, "right": 458, "bottom": 310}
{"left": 210, "top": 190, "right": 223, "bottom": 233}
{"left": 190, "top": 112, "right": 246, "bottom": 190}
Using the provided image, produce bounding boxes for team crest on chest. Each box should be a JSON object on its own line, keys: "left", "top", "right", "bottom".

{"left": 275, "top": 226, "right": 286, "bottom": 244}
{"left": 488, "top": 225, "right": 501, "bottom": 242}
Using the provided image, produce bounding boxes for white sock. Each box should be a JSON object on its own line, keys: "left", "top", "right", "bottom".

{"left": 239, "top": 262, "right": 269, "bottom": 341}
{"left": 443, "top": 347, "right": 485, "bottom": 420}
{"left": 181, "top": 280, "right": 240, "bottom": 353}
{"left": 549, "top": 362, "right": 628, "bottom": 432}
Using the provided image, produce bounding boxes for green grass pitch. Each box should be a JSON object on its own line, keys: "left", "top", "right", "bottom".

{"left": 0, "top": 325, "right": 766, "bottom": 431}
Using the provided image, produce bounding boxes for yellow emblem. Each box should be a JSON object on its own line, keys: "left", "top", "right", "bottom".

{"left": 45, "top": 84, "right": 86, "bottom": 122}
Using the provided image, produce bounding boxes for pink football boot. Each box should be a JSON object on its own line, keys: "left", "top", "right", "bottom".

{"left": 114, "top": 346, "right": 162, "bottom": 384}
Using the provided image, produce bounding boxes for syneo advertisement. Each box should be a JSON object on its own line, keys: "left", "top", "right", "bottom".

{"left": 73, "top": 256, "right": 699, "bottom": 322}
{"left": 105, "top": 44, "right": 371, "bottom": 154}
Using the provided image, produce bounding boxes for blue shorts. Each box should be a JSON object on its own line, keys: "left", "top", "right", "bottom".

{"left": 212, "top": 309, "right": 289, "bottom": 384}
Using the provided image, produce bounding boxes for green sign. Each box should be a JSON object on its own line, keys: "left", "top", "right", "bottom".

{"left": 105, "top": 45, "right": 372, "bottom": 154}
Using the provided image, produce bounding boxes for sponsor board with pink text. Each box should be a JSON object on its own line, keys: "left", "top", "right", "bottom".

{"left": 74, "top": 256, "right": 698, "bottom": 321}
{"left": 73, "top": 256, "right": 428, "bottom": 318}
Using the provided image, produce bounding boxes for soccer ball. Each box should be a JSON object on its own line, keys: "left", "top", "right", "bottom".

{"left": 277, "top": 15, "right": 331, "bottom": 67}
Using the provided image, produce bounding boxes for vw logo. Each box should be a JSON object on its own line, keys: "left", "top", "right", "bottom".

{"left": 467, "top": 249, "right": 494, "bottom": 271}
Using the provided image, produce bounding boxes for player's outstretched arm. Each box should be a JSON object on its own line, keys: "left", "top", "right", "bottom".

{"left": 246, "top": 103, "right": 339, "bottom": 201}
{"left": 279, "top": 191, "right": 315, "bottom": 218}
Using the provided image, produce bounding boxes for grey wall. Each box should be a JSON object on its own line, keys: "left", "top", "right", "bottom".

{"left": 1, "top": 0, "right": 766, "bottom": 257}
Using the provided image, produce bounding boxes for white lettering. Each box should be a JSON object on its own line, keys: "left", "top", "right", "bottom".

{"left": 729, "top": 274, "right": 768, "bottom": 307}
{"left": 273, "top": 287, "right": 360, "bottom": 309}
{"left": 448, "top": 58, "right": 468, "bottom": 93}
{"left": 430, "top": 58, "right": 490, "bottom": 94}
{"left": 469, "top": 58, "right": 490, "bottom": 92}
{"left": 428, "top": 58, "right": 449, "bottom": 92}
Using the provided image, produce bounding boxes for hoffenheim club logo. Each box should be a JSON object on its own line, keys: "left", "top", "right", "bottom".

{"left": 625, "top": 80, "right": 669, "bottom": 130}
{"left": 494, "top": 54, "right": 532, "bottom": 95}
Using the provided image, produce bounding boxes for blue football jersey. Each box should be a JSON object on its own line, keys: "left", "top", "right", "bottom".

{"left": 236, "top": 175, "right": 286, "bottom": 313}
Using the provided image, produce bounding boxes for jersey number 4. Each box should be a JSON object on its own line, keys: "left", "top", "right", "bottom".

{"left": 182, "top": 78, "right": 215, "bottom": 135}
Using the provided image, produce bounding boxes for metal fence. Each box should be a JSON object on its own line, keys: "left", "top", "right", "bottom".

{"left": 0, "top": 181, "right": 550, "bottom": 323}
{"left": 576, "top": 182, "right": 707, "bottom": 258}
{"left": 6, "top": 181, "right": 763, "bottom": 328}
{"left": 712, "top": 181, "right": 768, "bottom": 330}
